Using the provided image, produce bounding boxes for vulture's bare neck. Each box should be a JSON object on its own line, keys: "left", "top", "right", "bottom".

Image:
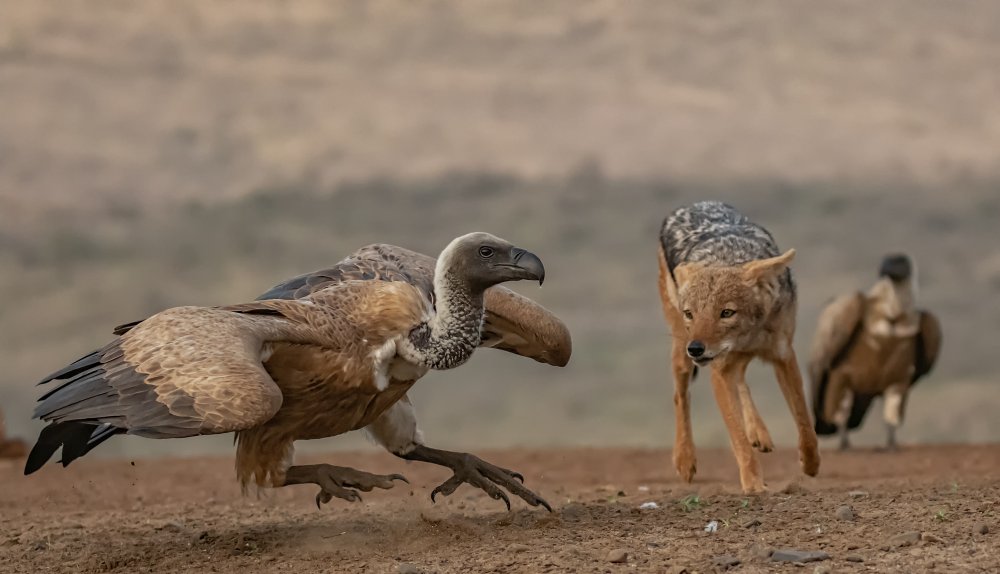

{"left": 869, "top": 276, "right": 916, "bottom": 320}
{"left": 403, "top": 266, "right": 485, "bottom": 370}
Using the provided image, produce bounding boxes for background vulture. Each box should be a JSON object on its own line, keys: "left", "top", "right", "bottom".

{"left": 809, "top": 253, "right": 942, "bottom": 450}
{"left": 24, "top": 233, "right": 571, "bottom": 511}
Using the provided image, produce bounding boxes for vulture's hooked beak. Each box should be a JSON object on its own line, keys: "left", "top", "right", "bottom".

{"left": 510, "top": 248, "right": 545, "bottom": 286}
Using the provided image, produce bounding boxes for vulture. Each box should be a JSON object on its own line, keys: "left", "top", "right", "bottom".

{"left": 24, "top": 233, "right": 571, "bottom": 511}
{"left": 809, "top": 253, "right": 942, "bottom": 450}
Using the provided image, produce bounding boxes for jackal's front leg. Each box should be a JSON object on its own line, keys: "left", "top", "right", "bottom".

{"left": 671, "top": 342, "right": 698, "bottom": 483}
{"left": 736, "top": 375, "right": 774, "bottom": 453}
{"left": 710, "top": 360, "right": 766, "bottom": 494}
{"left": 772, "top": 350, "right": 820, "bottom": 477}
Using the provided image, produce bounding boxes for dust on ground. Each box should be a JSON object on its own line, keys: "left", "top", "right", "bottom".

{"left": 2, "top": 445, "right": 998, "bottom": 573}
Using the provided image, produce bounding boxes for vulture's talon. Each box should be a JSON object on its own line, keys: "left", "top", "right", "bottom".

{"left": 285, "top": 463, "right": 402, "bottom": 508}
{"left": 415, "top": 449, "right": 549, "bottom": 512}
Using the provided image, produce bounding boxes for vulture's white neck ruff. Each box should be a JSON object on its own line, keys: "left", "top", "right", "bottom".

{"left": 400, "top": 236, "right": 485, "bottom": 370}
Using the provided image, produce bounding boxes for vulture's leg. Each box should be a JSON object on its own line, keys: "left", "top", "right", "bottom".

{"left": 834, "top": 387, "right": 854, "bottom": 451}
{"left": 838, "top": 425, "right": 852, "bottom": 451}
{"left": 881, "top": 382, "right": 908, "bottom": 451}
{"left": 400, "top": 445, "right": 551, "bottom": 512}
{"left": 282, "top": 464, "right": 408, "bottom": 508}
{"left": 365, "top": 396, "right": 551, "bottom": 512}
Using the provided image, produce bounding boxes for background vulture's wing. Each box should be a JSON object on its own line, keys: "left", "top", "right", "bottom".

{"left": 912, "top": 310, "right": 942, "bottom": 386}
{"left": 258, "top": 243, "right": 572, "bottom": 367}
{"left": 808, "top": 292, "right": 866, "bottom": 435}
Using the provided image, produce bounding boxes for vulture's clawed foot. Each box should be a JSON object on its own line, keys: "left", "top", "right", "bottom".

{"left": 283, "top": 464, "right": 408, "bottom": 508}
{"left": 404, "top": 446, "right": 551, "bottom": 512}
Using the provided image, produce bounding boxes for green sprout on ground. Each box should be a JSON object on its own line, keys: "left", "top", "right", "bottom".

{"left": 934, "top": 509, "right": 951, "bottom": 522}
{"left": 679, "top": 494, "right": 702, "bottom": 512}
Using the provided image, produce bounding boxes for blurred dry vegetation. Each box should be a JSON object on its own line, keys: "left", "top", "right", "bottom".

{"left": 1, "top": 0, "right": 999, "bottom": 457}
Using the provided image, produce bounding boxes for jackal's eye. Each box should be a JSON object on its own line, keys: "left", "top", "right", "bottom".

{"left": 720, "top": 309, "right": 736, "bottom": 318}
{"left": 683, "top": 310, "right": 693, "bottom": 320}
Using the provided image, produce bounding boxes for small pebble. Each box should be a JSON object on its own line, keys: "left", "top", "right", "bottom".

{"left": 771, "top": 549, "right": 829, "bottom": 563}
{"left": 510, "top": 544, "right": 530, "bottom": 553}
{"left": 974, "top": 523, "right": 989, "bottom": 535}
{"left": 713, "top": 555, "right": 740, "bottom": 569}
{"left": 607, "top": 549, "right": 628, "bottom": 564}
{"left": 398, "top": 564, "right": 421, "bottom": 574}
{"left": 889, "top": 531, "right": 922, "bottom": 548}
{"left": 846, "top": 555, "right": 864, "bottom": 563}
{"left": 848, "top": 490, "right": 869, "bottom": 498}
{"left": 835, "top": 505, "right": 856, "bottom": 521}
{"left": 921, "top": 533, "right": 945, "bottom": 544}
{"left": 742, "top": 518, "right": 762, "bottom": 529}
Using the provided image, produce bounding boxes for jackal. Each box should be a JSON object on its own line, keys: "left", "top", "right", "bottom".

{"left": 657, "top": 201, "right": 819, "bottom": 494}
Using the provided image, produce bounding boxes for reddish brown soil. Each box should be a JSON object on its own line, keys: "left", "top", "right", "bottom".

{"left": 2, "top": 445, "right": 998, "bottom": 573}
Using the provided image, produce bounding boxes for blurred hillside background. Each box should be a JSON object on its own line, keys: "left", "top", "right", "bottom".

{"left": 2, "top": 0, "right": 999, "bottom": 459}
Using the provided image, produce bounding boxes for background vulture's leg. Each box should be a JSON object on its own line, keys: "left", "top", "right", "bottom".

{"left": 882, "top": 382, "right": 908, "bottom": 451}
{"left": 365, "top": 396, "right": 551, "bottom": 512}
{"left": 835, "top": 387, "right": 854, "bottom": 451}
{"left": 282, "top": 464, "right": 408, "bottom": 508}
{"left": 839, "top": 424, "right": 852, "bottom": 451}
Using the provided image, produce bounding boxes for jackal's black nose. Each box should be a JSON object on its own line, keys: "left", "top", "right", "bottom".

{"left": 687, "top": 341, "right": 706, "bottom": 358}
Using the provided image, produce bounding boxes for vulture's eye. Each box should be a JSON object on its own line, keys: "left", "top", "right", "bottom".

{"left": 720, "top": 309, "right": 736, "bottom": 318}
{"left": 683, "top": 310, "right": 693, "bottom": 320}
{"left": 478, "top": 246, "right": 495, "bottom": 258}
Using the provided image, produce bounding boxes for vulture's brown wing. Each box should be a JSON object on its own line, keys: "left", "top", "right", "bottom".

{"left": 808, "top": 292, "right": 865, "bottom": 435}
{"left": 28, "top": 282, "right": 428, "bottom": 473}
{"left": 912, "top": 310, "right": 942, "bottom": 385}
{"left": 257, "top": 243, "right": 572, "bottom": 367}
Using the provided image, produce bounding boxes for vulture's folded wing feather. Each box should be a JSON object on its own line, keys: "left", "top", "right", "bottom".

{"left": 809, "top": 292, "right": 865, "bottom": 433}
{"left": 912, "top": 310, "right": 942, "bottom": 385}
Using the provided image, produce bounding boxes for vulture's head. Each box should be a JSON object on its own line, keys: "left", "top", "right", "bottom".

{"left": 879, "top": 253, "right": 913, "bottom": 283}
{"left": 436, "top": 232, "right": 545, "bottom": 292}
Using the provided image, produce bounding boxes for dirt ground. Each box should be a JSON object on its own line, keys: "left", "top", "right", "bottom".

{"left": 1, "top": 445, "right": 998, "bottom": 573}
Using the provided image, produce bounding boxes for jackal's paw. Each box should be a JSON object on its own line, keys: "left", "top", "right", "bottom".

{"left": 673, "top": 452, "right": 697, "bottom": 483}
{"left": 748, "top": 428, "right": 774, "bottom": 453}
{"left": 799, "top": 444, "right": 821, "bottom": 477}
{"left": 741, "top": 482, "right": 769, "bottom": 496}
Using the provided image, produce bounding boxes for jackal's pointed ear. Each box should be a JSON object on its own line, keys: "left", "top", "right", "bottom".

{"left": 743, "top": 249, "right": 795, "bottom": 282}
{"left": 673, "top": 262, "right": 706, "bottom": 288}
